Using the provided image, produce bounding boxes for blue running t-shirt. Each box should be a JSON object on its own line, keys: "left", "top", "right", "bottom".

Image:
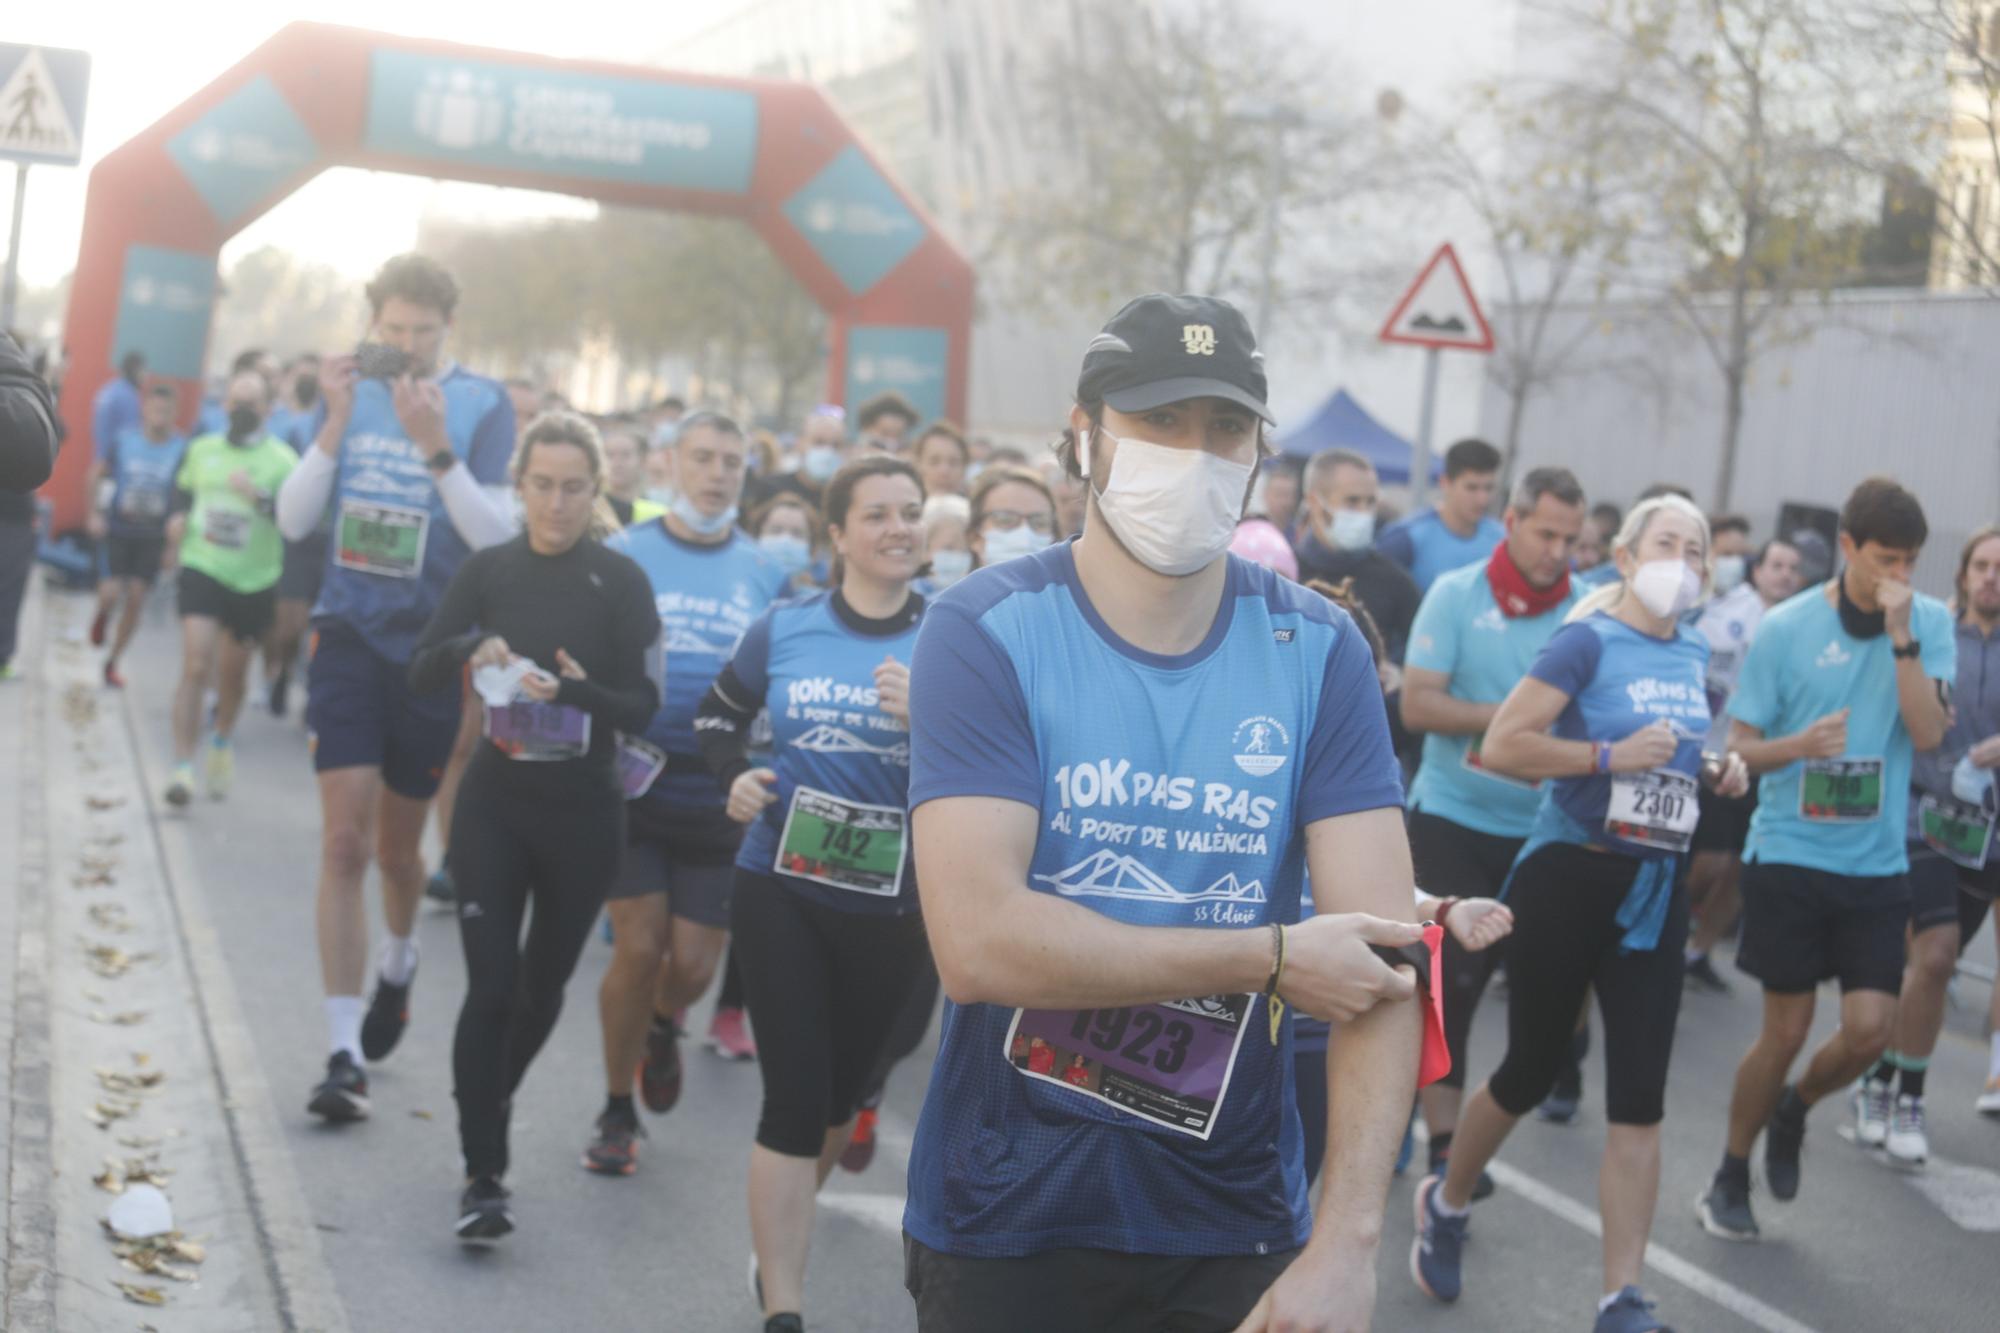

{"left": 729, "top": 591, "right": 924, "bottom": 915}
{"left": 1730, "top": 583, "right": 1955, "bottom": 877}
{"left": 310, "top": 366, "right": 514, "bottom": 662}
{"left": 102, "top": 427, "right": 188, "bottom": 538}
{"left": 1404, "top": 560, "right": 1578, "bottom": 838}
{"left": 1376, "top": 507, "right": 1504, "bottom": 592}
{"left": 609, "top": 520, "right": 787, "bottom": 809}
{"left": 904, "top": 542, "right": 1403, "bottom": 1258}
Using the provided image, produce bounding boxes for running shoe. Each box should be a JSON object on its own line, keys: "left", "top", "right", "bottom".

{"left": 1978, "top": 1077, "right": 2000, "bottom": 1117}
{"left": 1536, "top": 1076, "right": 1582, "bottom": 1125}
{"left": 204, "top": 738, "right": 234, "bottom": 799}
{"left": 456, "top": 1176, "right": 513, "bottom": 1245}
{"left": 638, "top": 1015, "right": 684, "bottom": 1114}
{"left": 307, "top": 1051, "right": 370, "bottom": 1122}
{"left": 1409, "top": 1174, "right": 1467, "bottom": 1303}
{"left": 763, "top": 1317, "right": 803, "bottom": 1333}
{"left": 164, "top": 762, "right": 196, "bottom": 808}
{"left": 1427, "top": 1147, "right": 1496, "bottom": 1203}
{"left": 1694, "top": 1173, "right": 1759, "bottom": 1242}
{"left": 102, "top": 660, "right": 125, "bottom": 690}
{"left": 89, "top": 606, "right": 108, "bottom": 647}
{"left": 1763, "top": 1091, "right": 1806, "bottom": 1201}
{"left": 582, "top": 1110, "right": 645, "bottom": 1175}
{"left": 840, "top": 1106, "right": 879, "bottom": 1174}
{"left": 1683, "top": 954, "right": 1731, "bottom": 995}
{"left": 424, "top": 866, "right": 455, "bottom": 905}
{"left": 360, "top": 972, "right": 413, "bottom": 1061}
{"left": 1594, "top": 1285, "right": 1671, "bottom": 1333}
{"left": 707, "top": 1005, "right": 757, "bottom": 1061}
{"left": 1853, "top": 1078, "right": 1891, "bottom": 1148}
{"left": 1885, "top": 1094, "right": 1929, "bottom": 1165}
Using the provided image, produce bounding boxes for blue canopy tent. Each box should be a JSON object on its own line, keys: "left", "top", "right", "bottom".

{"left": 1273, "top": 388, "right": 1437, "bottom": 484}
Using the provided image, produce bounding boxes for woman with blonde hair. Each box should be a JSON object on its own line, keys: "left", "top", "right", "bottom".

{"left": 1412, "top": 494, "right": 1749, "bottom": 1333}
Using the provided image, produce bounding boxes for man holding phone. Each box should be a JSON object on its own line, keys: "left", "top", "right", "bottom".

{"left": 276, "top": 254, "right": 517, "bottom": 1122}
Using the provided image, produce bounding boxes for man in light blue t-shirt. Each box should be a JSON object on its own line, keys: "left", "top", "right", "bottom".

{"left": 1699, "top": 478, "right": 1954, "bottom": 1246}
{"left": 1400, "top": 466, "right": 1583, "bottom": 1180}
{"left": 1376, "top": 438, "right": 1506, "bottom": 592}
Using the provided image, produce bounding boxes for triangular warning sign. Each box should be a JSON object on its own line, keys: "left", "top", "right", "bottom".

{"left": 1379, "top": 243, "right": 1494, "bottom": 352}
{"left": 0, "top": 49, "right": 82, "bottom": 161}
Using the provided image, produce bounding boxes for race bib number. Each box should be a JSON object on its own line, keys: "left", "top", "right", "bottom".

{"left": 1462, "top": 733, "right": 1537, "bottom": 790}
{"left": 483, "top": 700, "right": 591, "bottom": 762}
{"left": 118, "top": 486, "right": 169, "bottom": 522}
{"left": 1004, "top": 993, "right": 1253, "bottom": 1140}
{"left": 335, "top": 498, "right": 429, "bottom": 578}
{"left": 1919, "top": 793, "right": 1994, "bottom": 871}
{"left": 202, "top": 506, "right": 252, "bottom": 551}
{"left": 1606, "top": 769, "right": 1700, "bottom": 853}
{"left": 1800, "top": 757, "right": 1883, "bottom": 823}
{"left": 774, "top": 787, "right": 907, "bottom": 896}
{"left": 616, "top": 734, "right": 668, "bottom": 800}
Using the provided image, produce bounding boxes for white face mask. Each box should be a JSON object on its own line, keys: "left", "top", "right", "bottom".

{"left": 928, "top": 548, "right": 973, "bottom": 585}
{"left": 1086, "top": 430, "right": 1253, "bottom": 577}
{"left": 1712, "top": 554, "right": 1746, "bottom": 594}
{"left": 1327, "top": 506, "right": 1375, "bottom": 552}
{"left": 1631, "top": 558, "right": 1702, "bottom": 620}
{"left": 981, "top": 523, "right": 1050, "bottom": 564}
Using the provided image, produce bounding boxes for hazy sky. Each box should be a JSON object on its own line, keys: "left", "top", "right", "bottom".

{"left": 2, "top": 1, "right": 749, "bottom": 287}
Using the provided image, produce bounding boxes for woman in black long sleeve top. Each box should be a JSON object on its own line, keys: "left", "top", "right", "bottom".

{"left": 406, "top": 412, "right": 661, "bottom": 1244}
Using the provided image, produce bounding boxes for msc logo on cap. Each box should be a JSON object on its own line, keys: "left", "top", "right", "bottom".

{"left": 1182, "top": 324, "right": 1218, "bottom": 356}
{"left": 1233, "top": 715, "right": 1290, "bottom": 777}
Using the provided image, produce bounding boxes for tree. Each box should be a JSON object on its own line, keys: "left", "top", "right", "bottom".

{"left": 210, "top": 246, "right": 367, "bottom": 372}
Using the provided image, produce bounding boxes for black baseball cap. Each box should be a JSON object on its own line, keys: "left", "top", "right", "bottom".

{"left": 1076, "top": 293, "right": 1274, "bottom": 426}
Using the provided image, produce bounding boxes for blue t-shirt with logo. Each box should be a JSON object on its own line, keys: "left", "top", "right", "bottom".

{"left": 728, "top": 591, "right": 924, "bottom": 915}
{"left": 1404, "top": 560, "right": 1579, "bottom": 838}
{"left": 1730, "top": 584, "right": 1956, "bottom": 877}
{"left": 265, "top": 404, "right": 318, "bottom": 456}
{"left": 1527, "top": 613, "right": 1711, "bottom": 855}
{"left": 904, "top": 542, "right": 1403, "bottom": 1259}
{"left": 310, "top": 366, "right": 514, "bottom": 662}
{"left": 608, "top": 521, "right": 787, "bottom": 809}
{"left": 101, "top": 427, "right": 188, "bottom": 538}
{"left": 1376, "top": 507, "right": 1504, "bottom": 592}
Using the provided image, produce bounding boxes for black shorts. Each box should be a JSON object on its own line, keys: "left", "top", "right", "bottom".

{"left": 603, "top": 795, "right": 743, "bottom": 921}
{"left": 103, "top": 533, "right": 166, "bottom": 583}
{"left": 305, "top": 622, "right": 464, "bottom": 799}
{"left": 1906, "top": 845, "right": 1997, "bottom": 943}
{"left": 1691, "top": 785, "right": 1757, "bottom": 855}
{"left": 176, "top": 566, "right": 275, "bottom": 643}
{"left": 903, "top": 1235, "right": 1298, "bottom": 1333}
{"left": 1737, "top": 860, "right": 1910, "bottom": 995}
{"left": 278, "top": 530, "right": 328, "bottom": 603}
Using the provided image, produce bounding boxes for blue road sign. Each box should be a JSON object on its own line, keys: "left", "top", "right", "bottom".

{"left": 0, "top": 44, "right": 90, "bottom": 167}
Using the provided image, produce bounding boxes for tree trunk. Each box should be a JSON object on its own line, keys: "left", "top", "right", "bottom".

{"left": 1714, "top": 362, "right": 1747, "bottom": 512}
{"left": 1496, "top": 379, "right": 1530, "bottom": 506}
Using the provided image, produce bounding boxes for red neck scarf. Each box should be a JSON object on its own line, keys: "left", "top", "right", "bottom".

{"left": 1486, "top": 539, "right": 1570, "bottom": 618}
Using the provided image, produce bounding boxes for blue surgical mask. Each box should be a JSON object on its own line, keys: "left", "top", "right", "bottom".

{"left": 671, "top": 492, "right": 738, "bottom": 537}
{"left": 758, "top": 532, "right": 811, "bottom": 576}
{"left": 928, "top": 548, "right": 973, "bottom": 586}
{"left": 982, "top": 524, "right": 1051, "bottom": 564}
{"left": 803, "top": 445, "right": 841, "bottom": 483}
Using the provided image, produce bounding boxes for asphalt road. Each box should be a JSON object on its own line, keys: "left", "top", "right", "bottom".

{"left": 47, "top": 584, "right": 2000, "bottom": 1331}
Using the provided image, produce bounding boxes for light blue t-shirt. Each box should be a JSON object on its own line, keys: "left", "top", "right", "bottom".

{"left": 310, "top": 366, "right": 515, "bottom": 662}
{"left": 608, "top": 521, "right": 787, "bottom": 808}
{"left": 1377, "top": 507, "right": 1504, "bottom": 592}
{"left": 101, "top": 427, "right": 188, "bottom": 538}
{"left": 728, "top": 590, "right": 923, "bottom": 915}
{"left": 265, "top": 403, "right": 318, "bottom": 455}
{"left": 1731, "top": 583, "right": 1956, "bottom": 877}
{"left": 1529, "top": 612, "right": 1711, "bottom": 856}
{"left": 1404, "top": 560, "right": 1579, "bottom": 838}
{"left": 904, "top": 542, "right": 1403, "bottom": 1259}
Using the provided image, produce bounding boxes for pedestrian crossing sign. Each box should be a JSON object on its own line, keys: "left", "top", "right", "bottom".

{"left": 0, "top": 44, "right": 91, "bottom": 167}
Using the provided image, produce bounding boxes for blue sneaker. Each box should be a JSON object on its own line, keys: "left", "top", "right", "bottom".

{"left": 1410, "top": 1174, "right": 1467, "bottom": 1303}
{"left": 1593, "top": 1285, "right": 1670, "bottom": 1332}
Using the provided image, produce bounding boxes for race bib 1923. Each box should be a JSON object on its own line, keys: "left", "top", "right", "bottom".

{"left": 1800, "top": 757, "right": 1883, "bottom": 823}
{"left": 1004, "top": 994, "right": 1253, "bottom": 1140}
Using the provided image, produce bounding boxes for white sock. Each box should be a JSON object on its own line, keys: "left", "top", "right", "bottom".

{"left": 1432, "top": 1187, "right": 1470, "bottom": 1219}
{"left": 1598, "top": 1290, "right": 1629, "bottom": 1313}
{"left": 379, "top": 935, "right": 419, "bottom": 987}
{"left": 326, "top": 996, "right": 365, "bottom": 1065}
{"left": 1989, "top": 1032, "right": 2000, "bottom": 1084}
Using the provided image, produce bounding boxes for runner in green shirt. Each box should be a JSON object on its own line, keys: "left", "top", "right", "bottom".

{"left": 163, "top": 369, "right": 298, "bottom": 807}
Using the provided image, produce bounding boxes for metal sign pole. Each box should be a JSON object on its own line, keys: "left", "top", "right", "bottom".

{"left": 1409, "top": 345, "right": 1440, "bottom": 509}
{"left": 1, "top": 163, "right": 26, "bottom": 332}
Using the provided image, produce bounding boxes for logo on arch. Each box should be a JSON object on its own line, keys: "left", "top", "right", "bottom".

{"left": 1232, "top": 715, "right": 1290, "bottom": 777}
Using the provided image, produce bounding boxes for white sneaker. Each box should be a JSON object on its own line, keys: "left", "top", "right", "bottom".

{"left": 1854, "top": 1078, "right": 1891, "bottom": 1148}
{"left": 1885, "top": 1094, "right": 1928, "bottom": 1165}
{"left": 1977, "top": 1078, "right": 2000, "bottom": 1117}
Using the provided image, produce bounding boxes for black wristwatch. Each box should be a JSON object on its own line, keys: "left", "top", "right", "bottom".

{"left": 1892, "top": 638, "right": 1920, "bottom": 659}
{"left": 424, "top": 450, "right": 457, "bottom": 475}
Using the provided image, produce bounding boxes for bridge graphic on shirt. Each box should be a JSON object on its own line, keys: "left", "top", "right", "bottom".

{"left": 792, "top": 723, "right": 910, "bottom": 764}
{"left": 1034, "top": 850, "right": 1266, "bottom": 904}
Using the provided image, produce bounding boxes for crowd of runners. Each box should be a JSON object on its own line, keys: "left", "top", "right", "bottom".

{"left": 16, "top": 252, "right": 1997, "bottom": 1333}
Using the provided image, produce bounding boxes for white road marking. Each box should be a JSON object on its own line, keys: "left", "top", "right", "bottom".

{"left": 821, "top": 1109, "right": 918, "bottom": 1235}
{"left": 820, "top": 1193, "right": 909, "bottom": 1234}
{"left": 1835, "top": 1123, "right": 2000, "bottom": 1230}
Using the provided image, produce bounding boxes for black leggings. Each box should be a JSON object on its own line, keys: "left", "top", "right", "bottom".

{"left": 1408, "top": 809, "right": 1525, "bottom": 1091}
{"left": 731, "top": 871, "right": 931, "bottom": 1157}
{"left": 1486, "top": 842, "right": 1690, "bottom": 1127}
{"left": 450, "top": 754, "right": 625, "bottom": 1178}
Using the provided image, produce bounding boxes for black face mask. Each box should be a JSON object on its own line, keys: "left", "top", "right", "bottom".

{"left": 227, "top": 406, "right": 263, "bottom": 443}
{"left": 1837, "top": 570, "right": 1885, "bottom": 639}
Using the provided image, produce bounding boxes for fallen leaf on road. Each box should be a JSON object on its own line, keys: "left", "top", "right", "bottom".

{"left": 116, "top": 1135, "right": 162, "bottom": 1150}
{"left": 84, "top": 946, "right": 155, "bottom": 978}
{"left": 87, "top": 1097, "right": 141, "bottom": 1129}
{"left": 410, "top": 1109, "right": 433, "bottom": 1120}
{"left": 73, "top": 870, "right": 117, "bottom": 888}
{"left": 87, "top": 796, "right": 126, "bottom": 811}
{"left": 89, "top": 904, "right": 134, "bottom": 933}
{"left": 88, "top": 1011, "right": 149, "bottom": 1027}
{"left": 95, "top": 1067, "right": 166, "bottom": 1094}
{"left": 112, "top": 1281, "right": 165, "bottom": 1306}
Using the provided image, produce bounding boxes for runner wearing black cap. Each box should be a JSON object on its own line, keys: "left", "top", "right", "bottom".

{"left": 903, "top": 294, "right": 1431, "bottom": 1333}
